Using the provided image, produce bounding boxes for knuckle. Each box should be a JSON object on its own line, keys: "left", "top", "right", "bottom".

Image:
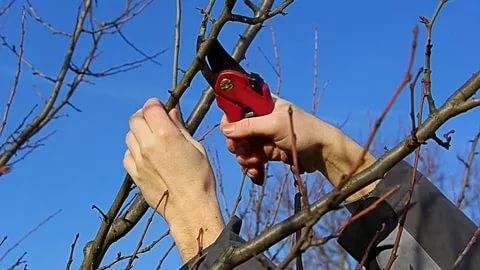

{"left": 128, "top": 114, "right": 139, "bottom": 126}
{"left": 140, "top": 144, "right": 155, "bottom": 159}
{"left": 240, "top": 118, "right": 251, "bottom": 129}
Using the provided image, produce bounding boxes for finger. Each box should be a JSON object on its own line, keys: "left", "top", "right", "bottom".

{"left": 220, "top": 115, "right": 276, "bottom": 139}
{"left": 142, "top": 98, "right": 178, "bottom": 135}
{"left": 123, "top": 150, "right": 138, "bottom": 179}
{"left": 129, "top": 109, "right": 152, "bottom": 143}
{"left": 246, "top": 165, "right": 265, "bottom": 185}
{"left": 125, "top": 131, "right": 141, "bottom": 162}
{"left": 226, "top": 138, "right": 235, "bottom": 153}
{"left": 236, "top": 154, "right": 264, "bottom": 167}
{"left": 232, "top": 139, "right": 255, "bottom": 156}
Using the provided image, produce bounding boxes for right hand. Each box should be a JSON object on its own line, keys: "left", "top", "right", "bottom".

{"left": 220, "top": 97, "right": 331, "bottom": 179}
{"left": 221, "top": 97, "right": 378, "bottom": 201}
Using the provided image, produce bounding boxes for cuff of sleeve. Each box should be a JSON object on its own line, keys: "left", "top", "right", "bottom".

{"left": 180, "top": 216, "right": 275, "bottom": 270}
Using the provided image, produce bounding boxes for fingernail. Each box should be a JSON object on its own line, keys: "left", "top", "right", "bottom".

{"left": 221, "top": 124, "right": 235, "bottom": 134}
{"left": 144, "top": 98, "right": 160, "bottom": 107}
{"left": 246, "top": 168, "right": 257, "bottom": 178}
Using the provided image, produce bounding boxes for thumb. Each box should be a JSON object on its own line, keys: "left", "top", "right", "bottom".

{"left": 169, "top": 108, "right": 207, "bottom": 154}
{"left": 220, "top": 115, "right": 274, "bottom": 139}
{"left": 169, "top": 108, "right": 192, "bottom": 139}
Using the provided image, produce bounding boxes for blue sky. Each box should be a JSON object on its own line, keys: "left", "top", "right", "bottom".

{"left": 0, "top": 0, "right": 479, "bottom": 269}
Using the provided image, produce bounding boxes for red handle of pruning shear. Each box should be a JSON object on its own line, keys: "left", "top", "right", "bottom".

{"left": 214, "top": 70, "right": 274, "bottom": 122}
{"left": 199, "top": 38, "right": 274, "bottom": 185}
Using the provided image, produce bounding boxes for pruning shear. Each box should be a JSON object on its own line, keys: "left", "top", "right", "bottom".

{"left": 198, "top": 38, "right": 274, "bottom": 185}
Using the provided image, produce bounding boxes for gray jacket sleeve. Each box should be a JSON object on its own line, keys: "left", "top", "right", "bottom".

{"left": 180, "top": 216, "right": 275, "bottom": 270}
{"left": 338, "top": 160, "right": 480, "bottom": 270}
{"left": 182, "top": 160, "right": 480, "bottom": 269}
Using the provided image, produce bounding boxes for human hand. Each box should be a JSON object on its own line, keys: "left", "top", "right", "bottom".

{"left": 220, "top": 98, "right": 328, "bottom": 177}
{"left": 220, "top": 97, "right": 377, "bottom": 198}
{"left": 123, "top": 98, "right": 224, "bottom": 262}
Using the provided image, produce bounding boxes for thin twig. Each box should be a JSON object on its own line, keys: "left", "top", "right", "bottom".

{"left": 25, "top": 0, "right": 71, "bottom": 37}
{"left": 115, "top": 25, "right": 162, "bottom": 66}
{"left": 6, "top": 252, "right": 27, "bottom": 270}
{"left": 155, "top": 241, "right": 176, "bottom": 270}
{"left": 254, "top": 171, "right": 267, "bottom": 236}
{"left": 0, "top": 8, "right": 26, "bottom": 138}
{"left": 311, "top": 27, "right": 319, "bottom": 114}
{"left": 0, "top": 236, "right": 7, "bottom": 247}
{"left": 124, "top": 191, "right": 168, "bottom": 270}
{"left": 420, "top": 0, "right": 449, "bottom": 113}
{"left": 409, "top": 67, "right": 424, "bottom": 139}
{"left": 196, "top": 123, "right": 219, "bottom": 142}
{"left": 0, "top": 0, "right": 93, "bottom": 167}
{"left": 269, "top": 25, "right": 281, "bottom": 96}
{"left": 385, "top": 85, "right": 426, "bottom": 269}
{"left": 455, "top": 130, "right": 480, "bottom": 208}
{"left": 85, "top": 0, "right": 296, "bottom": 267}
{"left": 355, "top": 223, "right": 386, "bottom": 270}
{"left": 172, "top": 0, "right": 182, "bottom": 90}
{"left": 0, "top": 0, "right": 15, "bottom": 17}
{"left": 0, "top": 209, "right": 61, "bottom": 262}
{"left": 229, "top": 172, "right": 248, "bottom": 221}
{"left": 98, "top": 230, "right": 169, "bottom": 270}
{"left": 65, "top": 233, "right": 79, "bottom": 270}
{"left": 288, "top": 106, "right": 309, "bottom": 208}
{"left": 452, "top": 226, "right": 480, "bottom": 269}
{"left": 338, "top": 26, "right": 419, "bottom": 188}
{"left": 267, "top": 167, "right": 290, "bottom": 227}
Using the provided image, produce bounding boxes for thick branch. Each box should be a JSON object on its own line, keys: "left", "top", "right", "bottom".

{"left": 0, "top": 0, "right": 92, "bottom": 166}
{"left": 81, "top": 0, "right": 289, "bottom": 267}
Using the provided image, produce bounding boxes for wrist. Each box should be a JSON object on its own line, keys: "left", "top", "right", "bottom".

{"left": 314, "top": 123, "right": 379, "bottom": 201}
{"left": 165, "top": 193, "right": 225, "bottom": 262}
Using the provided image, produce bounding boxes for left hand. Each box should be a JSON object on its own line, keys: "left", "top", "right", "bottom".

{"left": 123, "top": 98, "right": 224, "bottom": 262}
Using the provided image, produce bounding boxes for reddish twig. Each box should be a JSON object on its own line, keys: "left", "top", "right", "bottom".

{"left": 287, "top": 106, "right": 309, "bottom": 208}
{"left": 385, "top": 90, "right": 426, "bottom": 269}
{"left": 337, "top": 186, "right": 399, "bottom": 235}
{"left": 338, "top": 26, "right": 418, "bottom": 189}
{"left": 455, "top": 130, "right": 480, "bottom": 208}
{"left": 356, "top": 223, "right": 386, "bottom": 270}
{"left": 452, "top": 226, "right": 480, "bottom": 269}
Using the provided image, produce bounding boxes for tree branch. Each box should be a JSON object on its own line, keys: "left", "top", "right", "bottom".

{"left": 81, "top": 0, "right": 288, "bottom": 267}
{"left": 209, "top": 70, "right": 480, "bottom": 269}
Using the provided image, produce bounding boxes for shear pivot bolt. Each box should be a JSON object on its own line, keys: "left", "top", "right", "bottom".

{"left": 220, "top": 78, "right": 234, "bottom": 91}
